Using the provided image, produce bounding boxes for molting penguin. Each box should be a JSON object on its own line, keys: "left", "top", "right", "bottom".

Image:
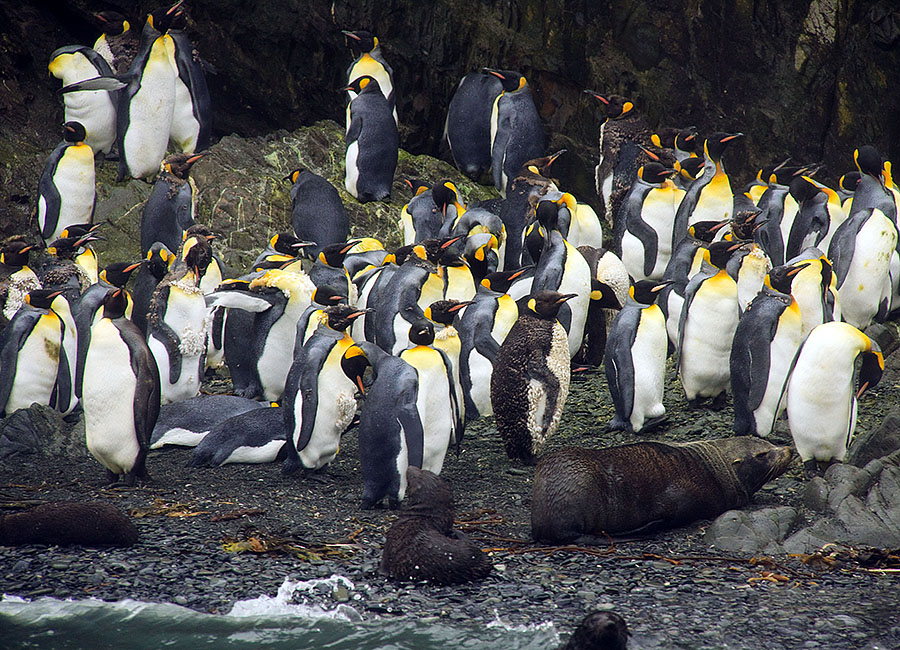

{"left": 340, "top": 342, "right": 423, "bottom": 509}
{"left": 604, "top": 280, "right": 671, "bottom": 433}
{"left": 150, "top": 394, "right": 266, "bottom": 449}
{"left": 82, "top": 288, "right": 160, "bottom": 485}
{"left": 783, "top": 321, "right": 883, "bottom": 476}
{"left": 0, "top": 241, "right": 40, "bottom": 324}
{"left": 380, "top": 466, "right": 492, "bottom": 585}
{"left": 286, "top": 167, "right": 349, "bottom": 253}
{"left": 141, "top": 152, "right": 203, "bottom": 256}
{"left": 730, "top": 263, "right": 806, "bottom": 437}
{"left": 132, "top": 242, "right": 174, "bottom": 334}
{"left": 343, "top": 30, "right": 396, "bottom": 126}
{"left": 445, "top": 70, "right": 504, "bottom": 181}
{"left": 92, "top": 10, "right": 139, "bottom": 75}
{"left": 486, "top": 69, "right": 546, "bottom": 197}
{"left": 490, "top": 290, "right": 575, "bottom": 464}
{"left": 344, "top": 76, "right": 399, "bottom": 203}
{"left": 189, "top": 404, "right": 286, "bottom": 467}
{"left": 281, "top": 305, "right": 367, "bottom": 474}
{"left": 0, "top": 290, "right": 68, "bottom": 417}
{"left": 49, "top": 46, "right": 117, "bottom": 156}
{"left": 677, "top": 241, "right": 743, "bottom": 406}
{"left": 36, "top": 122, "right": 96, "bottom": 245}
{"left": 146, "top": 234, "right": 211, "bottom": 404}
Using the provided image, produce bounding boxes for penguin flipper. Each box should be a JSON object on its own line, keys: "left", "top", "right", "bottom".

{"left": 294, "top": 347, "right": 325, "bottom": 455}
{"left": 150, "top": 322, "right": 184, "bottom": 386}
{"left": 745, "top": 317, "right": 777, "bottom": 412}
{"left": 345, "top": 112, "right": 364, "bottom": 145}
{"left": 59, "top": 75, "right": 127, "bottom": 94}
{"left": 526, "top": 349, "right": 561, "bottom": 431}
{"left": 398, "top": 384, "right": 425, "bottom": 469}
{"left": 604, "top": 308, "right": 640, "bottom": 424}
{"left": 675, "top": 273, "right": 706, "bottom": 370}
{"left": 204, "top": 290, "right": 275, "bottom": 312}
{"left": 827, "top": 215, "right": 860, "bottom": 288}
{"left": 627, "top": 214, "right": 660, "bottom": 280}
{"left": 37, "top": 155, "right": 63, "bottom": 242}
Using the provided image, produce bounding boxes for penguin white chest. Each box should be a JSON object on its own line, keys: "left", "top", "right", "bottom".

{"left": 629, "top": 305, "right": 667, "bottom": 429}
{"left": 526, "top": 323, "right": 570, "bottom": 453}
{"left": 83, "top": 320, "right": 140, "bottom": 474}
{"left": 49, "top": 145, "right": 96, "bottom": 241}
{"left": 680, "top": 275, "right": 739, "bottom": 400}
{"left": 839, "top": 211, "right": 897, "bottom": 329}
{"left": 5, "top": 317, "right": 62, "bottom": 414}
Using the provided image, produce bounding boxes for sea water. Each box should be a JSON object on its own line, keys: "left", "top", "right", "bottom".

{"left": 0, "top": 576, "right": 560, "bottom": 650}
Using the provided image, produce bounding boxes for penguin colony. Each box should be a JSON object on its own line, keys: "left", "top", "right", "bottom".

{"left": 1, "top": 3, "right": 895, "bottom": 562}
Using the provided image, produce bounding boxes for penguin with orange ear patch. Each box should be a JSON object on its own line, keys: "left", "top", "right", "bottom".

{"left": 344, "top": 75, "right": 398, "bottom": 203}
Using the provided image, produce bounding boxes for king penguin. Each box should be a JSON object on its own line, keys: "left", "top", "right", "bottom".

{"left": 340, "top": 341, "right": 423, "bottom": 509}
{"left": 82, "top": 288, "right": 160, "bottom": 485}
{"left": 604, "top": 280, "right": 671, "bottom": 433}
{"left": 784, "top": 321, "right": 883, "bottom": 476}
{"left": 486, "top": 69, "right": 546, "bottom": 197}
{"left": 287, "top": 167, "right": 349, "bottom": 253}
{"left": 167, "top": 9, "right": 212, "bottom": 153}
{"left": 141, "top": 152, "right": 203, "bottom": 256}
{"left": 49, "top": 46, "right": 117, "bottom": 156}
{"left": 730, "top": 263, "right": 806, "bottom": 437}
{"left": 282, "top": 305, "right": 368, "bottom": 473}
{"left": 344, "top": 76, "right": 399, "bottom": 203}
{"left": 491, "top": 290, "right": 575, "bottom": 464}
{"left": 92, "top": 10, "right": 139, "bottom": 75}
{"left": 37, "top": 122, "right": 96, "bottom": 245}
{"left": 0, "top": 241, "right": 41, "bottom": 325}
{"left": 445, "top": 70, "right": 504, "bottom": 182}
{"left": 343, "top": 30, "right": 397, "bottom": 127}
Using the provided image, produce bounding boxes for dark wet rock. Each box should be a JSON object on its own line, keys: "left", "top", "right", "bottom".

{"left": 0, "top": 403, "right": 80, "bottom": 458}
{"left": 704, "top": 506, "right": 799, "bottom": 554}
{"left": 846, "top": 407, "right": 900, "bottom": 468}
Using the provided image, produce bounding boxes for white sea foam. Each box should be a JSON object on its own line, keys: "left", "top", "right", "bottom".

{"left": 226, "top": 575, "right": 362, "bottom": 622}
{"left": 486, "top": 609, "right": 559, "bottom": 638}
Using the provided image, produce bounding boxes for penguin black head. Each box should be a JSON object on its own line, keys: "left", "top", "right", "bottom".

{"left": 418, "top": 236, "right": 463, "bottom": 264}
{"left": 858, "top": 340, "right": 885, "bottom": 399}
{"left": 564, "top": 610, "right": 629, "bottom": 650}
{"left": 312, "top": 285, "right": 347, "bottom": 307}
{"left": 854, "top": 145, "right": 884, "bottom": 179}
{"left": 341, "top": 344, "right": 371, "bottom": 395}
{"left": 146, "top": 242, "right": 174, "bottom": 280}
{"left": 525, "top": 290, "right": 577, "bottom": 320}
{"left": 839, "top": 171, "right": 861, "bottom": 193}
{"left": 404, "top": 178, "right": 430, "bottom": 196}
{"left": 62, "top": 121, "right": 87, "bottom": 144}
{"left": 583, "top": 91, "right": 634, "bottom": 120}
{"left": 59, "top": 222, "right": 104, "bottom": 241}
{"left": 438, "top": 245, "right": 467, "bottom": 267}
{"left": 705, "top": 240, "right": 744, "bottom": 270}
{"left": 25, "top": 289, "right": 62, "bottom": 311}
{"left": 675, "top": 126, "right": 700, "bottom": 154}
{"left": 0, "top": 241, "right": 34, "bottom": 268}
{"left": 675, "top": 156, "right": 705, "bottom": 182}
{"left": 100, "top": 261, "right": 142, "bottom": 288}
{"left": 519, "top": 150, "right": 567, "bottom": 182}
{"left": 650, "top": 127, "right": 679, "bottom": 150}
{"left": 101, "top": 288, "right": 129, "bottom": 320}
{"left": 180, "top": 233, "right": 213, "bottom": 277}
{"left": 431, "top": 181, "right": 462, "bottom": 217}
{"left": 147, "top": 1, "right": 184, "bottom": 33}
{"left": 789, "top": 176, "right": 822, "bottom": 203}
{"left": 318, "top": 241, "right": 358, "bottom": 267}
{"left": 688, "top": 219, "right": 730, "bottom": 243}
{"left": 408, "top": 318, "right": 435, "bottom": 346}
{"left": 424, "top": 299, "right": 472, "bottom": 326}
{"left": 343, "top": 75, "right": 381, "bottom": 96}
{"left": 535, "top": 199, "right": 561, "bottom": 231}
{"left": 342, "top": 30, "right": 378, "bottom": 53}
{"left": 638, "top": 162, "right": 675, "bottom": 185}
{"left": 269, "top": 233, "right": 315, "bottom": 260}
{"left": 630, "top": 280, "right": 673, "bottom": 306}
{"left": 766, "top": 262, "right": 809, "bottom": 295}
{"left": 94, "top": 11, "right": 130, "bottom": 36}
{"left": 324, "top": 304, "right": 370, "bottom": 332}
{"left": 481, "top": 267, "right": 531, "bottom": 294}
{"left": 730, "top": 206, "right": 764, "bottom": 240}
{"left": 704, "top": 132, "right": 744, "bottom": 161}
{"left": 483, "top": 69, "right": 527, "bottom": 93}
{"left": 46, "top": 237, "right": 87, "bottom": 259}
{"left": 162, "top": 152, "right": 204, "bottom": 179}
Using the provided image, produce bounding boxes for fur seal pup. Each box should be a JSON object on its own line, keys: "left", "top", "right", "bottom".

{"left": 0, "top": 501, "right": 138, "bottom": 546}
{"left": 561, "top": 611, "right": 629, "bottom": 650}
{"left": 380, "top": 466, "right": 492, "bottom": 585}
{"left": 531, "top": 437, "right": 793, "bottom": 543}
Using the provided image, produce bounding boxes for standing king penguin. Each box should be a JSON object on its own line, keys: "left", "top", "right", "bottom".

{"left": 82, "top": 288, "right": 160, "bottom": 485}
{"left": 604, "top": 280, "right": 671, "bottom": 433}
{"left": 287, "top": 167, "right": 349, "bottom": 253}
{"left": 37, "top": 122, "right": 96, "bottom": 245}
{"left": 344, "top": 76, "right": 399, "bottom": 203}
{"left": 167, "top": 9, "right": 212, "bottom": 153}
{"left": 491, "top": 291, "right": 575, "bottom": 464}
{"left": 784, "top": 321, "right": 883, "bottom": 477}
{"left": 445, "top": 70, "right": 504, "bottom": 182}
{"left": 343, "top": 30, "right": 397, "bottom": 127}
{"left": 487, "top": 69, "right": 545, "bottom": 197}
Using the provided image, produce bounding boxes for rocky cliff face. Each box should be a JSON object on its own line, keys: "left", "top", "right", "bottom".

{"left": 2, "top": 0, "right": 899, "bottom": 240}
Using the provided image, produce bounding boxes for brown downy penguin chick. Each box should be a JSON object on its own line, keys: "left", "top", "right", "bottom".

{"left": 0, "top": 239, "right": 40, "bottom": 323}
{"left": 561, "top": 611, "right": 630, "bottom": 650}
{"left": 491, "top": 290, "right": 576, "bottom": 464}
{"left": 380, "top": 466, "right": 492, "bottom": 585}
{"left": 93, "top": 10, "right": 140, "bottom": 75}
{"left": 0, "top": 501, "right": 138, "bottom": 546}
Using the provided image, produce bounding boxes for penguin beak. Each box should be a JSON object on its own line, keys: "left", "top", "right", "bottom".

{"left": 342, "top": 30, "right": 362, "bottom": 41}
{"left": 124, "top": 262, "right": 142, "bottom": 273}
{"left": 556, "top": 293, "right": 578, "bottom": 304}
{"left": 547, "top": 149, "right": 567, "bottom": 165}
{"left": 441, "top": 235, "right": 464, "bottom": 249}
{"left": 638, "top": 146, "right": 661, "bottom": 162}
{"left": 483, "top": 68, "right": 505, "bottom": 80}
{"left": 166, "top": 0, "right": 184, "bottom": 16}
{"left": 583, "top": 90, "right": 608, "bottom": 104}
{"left": 721, "top": 133, "right": 745, "bottom": 143}
{"left": 651, "top": 280, "right": 675, "bottom": 292}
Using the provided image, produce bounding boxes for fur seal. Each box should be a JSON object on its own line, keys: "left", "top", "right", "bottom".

{"left": 561, "top": 611, "right": 629, "bottom": 650}
{"left": 531, "top": 437, "right": 793, "bottom": 543}
{"left": 380, "top": 466, "right": 492, "bottom": 585}
{"left": 0, "top": 501, "right": 138, "bottom": 546}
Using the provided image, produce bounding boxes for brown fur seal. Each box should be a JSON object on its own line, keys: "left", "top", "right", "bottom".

{"left": 381, "top": 466, "right": 492, "bottom": 585}
{"left": 0, "top": 501, "right": 138, "bottom": 546}
{"left": 532, "top": 437, "right": 793, "bottom": 543}
{"left": 561, "top": 611, "right": 629, "bottom": 650}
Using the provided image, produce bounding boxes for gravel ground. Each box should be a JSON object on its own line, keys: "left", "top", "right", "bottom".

{"left": 1, "top": 356, "right": 899, "bottom": 649}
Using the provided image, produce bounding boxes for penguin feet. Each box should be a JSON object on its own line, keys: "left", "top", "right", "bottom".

{"left": 709, "top": 392, "right": 728, "bottom": 411}
{"left": 605, "top": 418, "right": 632, "bottom": 433}
{"left": 638, "top": 415, "right": 668, "bottom": 434}
{"left": 803, "top": 459, "right": 821, "bottom": 479}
